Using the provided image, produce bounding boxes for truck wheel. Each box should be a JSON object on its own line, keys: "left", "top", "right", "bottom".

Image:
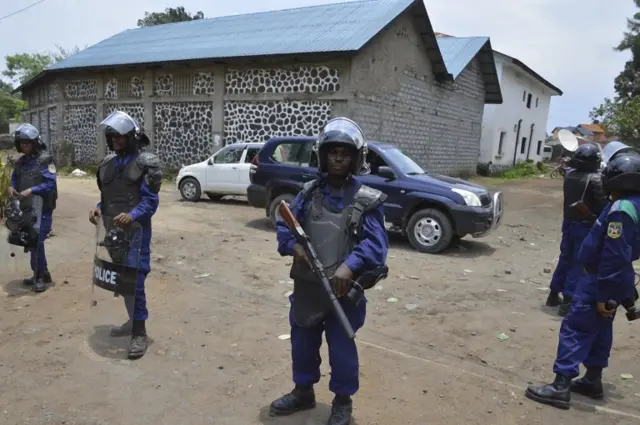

{"left": 406, "top": 208, "right": 453, "bottom": 254}
{"left": 179, "top": 177, "right": 201, "bottom": 202}
{"left": 269, "top": 193, "right": 295, "bottom": 228}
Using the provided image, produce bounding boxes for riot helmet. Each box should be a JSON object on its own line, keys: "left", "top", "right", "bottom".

{"left": 568, "top": 143, "right": 601, "bottom": 171}
{"left": 14, "top": 123, "right": 45, "bottom": 153}
{"left": 601, "top": 152, "right": 640, "bottom": 195}
{"left": 98, "top": 111, "right": 150, "bottom": 153}
{"left": 315, "top": 117, "right": 367, "bottom": 175}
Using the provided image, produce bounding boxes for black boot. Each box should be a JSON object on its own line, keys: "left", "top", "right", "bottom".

{"left": 546, "top": 291, "right": 562, "bottom": 307}
{"left": 269, "top": 385, "right": 316, "bottom": 416}
{"left": 110, "top": 319, "right": 133, "bottom": 337}
{"left": 32, "top": 275, "right": 48, "bottom": 293}
{"left": 25, "top": 271, "right": 52, "bottom": 286}
{"left": 127, "top": 320, "right": 149, "bottom": 360}
{"left": 525, "top": 374, "right": 572, "bottom": 409}
{"left": 558, "top": 296, "right": 572, "bottom": 317}
{"left": 328, "top": 395, "right": 352, "bottom": 425}
{"left": 571, "top": 367, "right": 604, "bottom": 400}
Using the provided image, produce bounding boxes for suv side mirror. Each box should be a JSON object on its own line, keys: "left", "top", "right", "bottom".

{"left": 377, "top": 166, "right": 396, "bottom": 180}
{"left": 207, "top": 157, "right": 214, "bottom": 165}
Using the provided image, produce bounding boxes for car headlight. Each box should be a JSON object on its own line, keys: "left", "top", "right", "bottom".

{"left": 451, "top": 188, "right": 481, "bottom": 207}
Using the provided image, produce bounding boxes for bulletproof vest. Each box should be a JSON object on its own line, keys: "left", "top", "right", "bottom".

{"left": 563, "top": 170, "right": 606, "bottom": 222}
{"left": 14, "top": 153, "right": 55, "bottom": 211}
{"left": 98, "top": 154, "right": 143, "bottom": 217}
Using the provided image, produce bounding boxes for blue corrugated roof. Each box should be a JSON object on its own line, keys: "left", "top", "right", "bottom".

{"left": 436, "top": 37, "right": 489, "bottom": 79}
{"left": 49, "top": 0, "right": 416, "bottom": 71}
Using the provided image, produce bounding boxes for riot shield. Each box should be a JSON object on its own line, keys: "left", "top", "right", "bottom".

{"left": 2, "top": 195, "right": 44, "bottom": 292}
{"left": 87, "top": 215, "right": 142, "bottom": 360}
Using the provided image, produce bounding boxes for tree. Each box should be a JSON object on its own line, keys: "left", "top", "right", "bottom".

{"left": 2, "top": 45, "right": 81, "bottom": 86}
{"left": 591, "top": 0, "right": 640, "bottom": 143}
{"left": 590, "top": 97, "right": 640, "bottom": 146}
{"left": 137, "top": 6, "right": 204, "bottom": 27}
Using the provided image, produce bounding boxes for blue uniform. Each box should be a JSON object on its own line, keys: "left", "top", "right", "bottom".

{"left": 276, "top": 177, "right": 388, "bottom": 396}
{"left": 553, "top": 195, "right": 640, "bottom": 377}
{"left": 11, "top": 155, "right": 57, "bottom": 275}
{"left": 97, "top": 153, "right": 159, "bottom": 321}
{"left": 549, "top": 220, "right": 594, "bottom": 298}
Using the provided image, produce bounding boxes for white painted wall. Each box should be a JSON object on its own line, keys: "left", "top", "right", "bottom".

{"left": 479, "top": 52, "right": 560, "bottom": 168}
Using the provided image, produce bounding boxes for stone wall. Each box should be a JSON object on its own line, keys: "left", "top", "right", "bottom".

{"left": 349, "top": 13, "right": 485, "bottom": 176}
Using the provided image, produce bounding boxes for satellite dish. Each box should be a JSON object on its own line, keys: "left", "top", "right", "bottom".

{"left": 557, "top": 129, "right": 579, "bottom": 152}
{"left": 601, "top": 141, "right": 638, "bottom": 165}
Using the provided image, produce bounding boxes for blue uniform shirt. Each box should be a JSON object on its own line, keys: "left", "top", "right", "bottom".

{"left": 97, "top": 153, "right": 159, "bottom": 224}
{"left": 577, "top": 197, "right": 640, "bottom": 304}
{"left": 276, "top": 177, "right": 388, "bottom": 274}
{"left": 11, "top": 154, "right": 57, "bottom": 210}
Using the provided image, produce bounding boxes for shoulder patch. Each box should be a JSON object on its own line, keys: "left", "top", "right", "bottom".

{"left": 48, "top": 163, "right": 56, "bottom": 174}
{"left": 607, "top": 221, "right": 623, "bottom": 239}
{"left": 609, "top": 199, "right": 639, "bottom": 224}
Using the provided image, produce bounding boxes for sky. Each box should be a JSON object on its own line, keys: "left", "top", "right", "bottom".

{"left": 0, "top": 0, "right": 636, "bottom": 133}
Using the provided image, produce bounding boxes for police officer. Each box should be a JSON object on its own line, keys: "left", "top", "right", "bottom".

{"left": 8, "top": 123, "right": 57, "bottom": 293}
{"left": 525, "top": 150, "right": 640, "bottom": 409}
{"left": 547, "top": 143, "right": 607, "bottom": 316}
{"left": 270, "top": 118, "right": 388, "bottom": 425}
{"left": 88, "top": 111, "right": 162, "bottom": 360}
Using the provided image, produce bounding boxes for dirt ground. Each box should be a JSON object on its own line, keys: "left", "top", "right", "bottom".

{"left": 2, "top": 174, "right": 640, "bottom": 425}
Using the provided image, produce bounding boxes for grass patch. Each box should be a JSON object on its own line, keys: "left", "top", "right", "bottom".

{"left": 490, "top": 160, "right": 545, "bottom": 180}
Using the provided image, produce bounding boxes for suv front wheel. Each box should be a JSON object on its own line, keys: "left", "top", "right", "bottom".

{"left": 269, "top": 193, "right": 295, "bottom": 228}
{"left": 406, "top": 208, "right": 453, "bottom": 253}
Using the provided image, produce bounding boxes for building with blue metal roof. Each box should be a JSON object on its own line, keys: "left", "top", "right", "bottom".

{"left": 19, "top": 0, "right": 502, "bottom": 174}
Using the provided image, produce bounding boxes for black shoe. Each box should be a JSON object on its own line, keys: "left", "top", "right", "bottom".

{"left": 32, "top": 278, "right": 48, "bottom": 293}
{"left": 43, "top": 271, "right": 52, "bottom": 284}
{"left": 269, "top": 386, "right": 316, "bottom": 416}
{"left": 25, "top": 271, "right": 52, "bottom": 286}
{"left": 110, "top": 320, "right": 133, "bottom": 337}
{"left": 571, "top": 368, "right": 604, "bottom": 400}
{"left": 525, "top": 374, "right": 571, "bottom": 409}
{"left": 558, "top": 295, "right": 572, "bottom": 317}
{"left": 328, "top": 396, "right": 352, "bottom": 425}
{"left": 127, "top": 320, "right": 149, "bottom": 359}
{"left": 546, "top": 291, "right": 562, "bottom": 307}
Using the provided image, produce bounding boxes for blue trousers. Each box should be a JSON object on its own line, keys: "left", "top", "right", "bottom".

{"left": 31, "top": 212, "right": 52, "bottom": 275}
{"left": 553, "top": 301, "right": 614, "bottom": 377}
{"left": 550, "top": 220, "right": 592, "bottom": 298}
{"left": 289, "top": 297, "right": 367, "bottom": 396}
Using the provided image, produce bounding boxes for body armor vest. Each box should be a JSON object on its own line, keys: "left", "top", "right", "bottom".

{"left": 563, "top": 170, "right": 607, "bottom": 222}
{"left": 15, "top": 153, "right": 55, "bottom": 211}
{"left": 98, "top": 154, "right": 143, "bottom": 217}
{"left": 289, "top": 181, "right": 383, "bottom": 327}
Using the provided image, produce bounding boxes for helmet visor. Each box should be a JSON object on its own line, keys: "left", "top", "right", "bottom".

{"left": 98, "top": 111, "right": 138, "bottom": 136}
{"left": 319, "top": 118, "right": 365, "bottom": 148}
{"left": 14, "top": 123, "right": 40, "bottom": 141}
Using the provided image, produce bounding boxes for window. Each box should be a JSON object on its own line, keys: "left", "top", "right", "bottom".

{"left": 215, "top": 145, "right": 244, "bottom": 164}
{"left": 522, "top": 91, "right": 526, "bottom": 101}
{"left": 366, "top": 150, "right": 390, "bottom": 176}
{"left": 299, "top": 142, "right": 318, "bottom": 167}
{"left": 498, "top": 131, "right": 506, "bottom": 155}
{"left": 520, "top": 137, "right": 527, "bottom": 154}
{"left": 270, "top": 142, "right": 306, "bottom": 164}
{"left": 535, "top": 97, "right": 539, "bottom": 108}
{"left": 244, "top": 147, "right": 260, "bottom": 163}
{"left": 375, "top": 147, "right": 426, "bottom": 175}
{"left": 526, "top": 93, "right": 532, "bottom": 109}
{"left": 536, "top": 140, "right": 542, "bottom": 155}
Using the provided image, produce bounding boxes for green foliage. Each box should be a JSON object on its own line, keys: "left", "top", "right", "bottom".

{"left": 592, "top": 1, "right": 640, "bottom": 141}
{"left": 2, "top": 45, "right": 81, "bottom": 86}
{"left": 0, "top": 159, "right": 12, "bottom": 219}
{"left": 590, "top": 96, "right": 640, "bottom": 146}
{"left": 493, "top": 160, "right": 540, "bottom": 180}
{"left": 137, "top": 6, "right": 205, "bottom": 27}
{"left": 536, "top": 161, "right": 545, "bottom": 172}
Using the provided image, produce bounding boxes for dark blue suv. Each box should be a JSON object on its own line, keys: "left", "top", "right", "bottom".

{"left": 247, "top": 136, "right": 504, "bottom": 254}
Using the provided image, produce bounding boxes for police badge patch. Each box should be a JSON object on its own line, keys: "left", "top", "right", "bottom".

{"left": 607, "top": 221, "right": 622, "bottom": 239}
{"left": 48, "top": 163, "right": 56, "bottom": 174}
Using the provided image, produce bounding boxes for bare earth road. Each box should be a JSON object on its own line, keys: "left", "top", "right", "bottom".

{"left": 1, "top": 175, "right": 640, "bottom": 425}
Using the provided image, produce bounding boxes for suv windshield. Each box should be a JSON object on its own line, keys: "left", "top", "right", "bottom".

{"left": 382, "top": 147, "right": 427, "bottom": 175}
